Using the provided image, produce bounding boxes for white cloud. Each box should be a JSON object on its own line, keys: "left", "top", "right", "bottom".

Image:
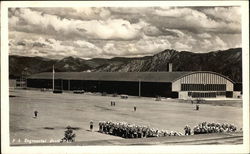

{"left": 9, "top": 37, "right": 78, "bottom": 58}
{"left": 73, "top": 7, "right": 111, "bottom": 19}
{"left": 46, "top": 38, "right": 74, "bottom": 52}
{"left": 136, "top": 36, "right": 172, "bottom": 54}
{"left": 143, "top": 25, "right": 161, "bottom": 36}
{"left": 196, "top": 36, "right": 229, "bottom": 52}
{"left": 200, "top": 39, "right": 213, "bottom": 49}
{"left": 10, "top": 8, "right": 146, "bottom": 40}
{"left": 197, "top": 33, "right": 212, "bottom": 38}
{"left": 77, "top": 19, "right": 146, "bottom": 40}
{"left": 8, "top": 7, "right": 242, "bottom": 58}
{"left": 9, "top": 16, "right": 19, "bottom": 26}
{"left": 155, "top": 7, "right": 202, "bottom": 18}
{"left": 214, "top": 36, "right": 227, "bottom": 48}
{"left": 153, "top": 7, "right": 241, "bottom": 34}
{"left": 202, "top": 7, "right": 241, "bottom": 23}
{"left": 164, "top": 28, "right": 185, "bottom": 37}
{"left": 31, "top": 7, "right": 111, "bottom": 20}
{"left": 174, "top": 42, "right": 192, "bottom": 51}
{"left": 101, "top": 35, "right": 172, "bottom": 57}
{"left": 75, "top": 40, "right": 98, "bottom": 49}
{"left": 103, "top": 43, "right": 118, "bottom": 55}
{"left": 74, "top": 40, "right": 102, "bottom": 57}
{"left": 16, "top": 8, "right": 81, "bottom": 36}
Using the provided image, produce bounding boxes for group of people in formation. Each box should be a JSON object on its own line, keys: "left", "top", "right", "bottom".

{"left": 193, "top": 122, "right": 237, "bottom": 134}
{"left": 98, "top": 121, "right": 183, "bottom": 138}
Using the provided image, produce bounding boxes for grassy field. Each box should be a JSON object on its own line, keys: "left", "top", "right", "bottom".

{"left": 9, "top": 89, "right": 243, "bottom": 145}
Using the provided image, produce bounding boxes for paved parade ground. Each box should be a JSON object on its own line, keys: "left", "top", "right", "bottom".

{"left": 9, "top": 89, "right": 243, "bottom": 145}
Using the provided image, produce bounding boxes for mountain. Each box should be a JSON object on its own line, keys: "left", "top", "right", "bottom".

{"left": 95, "top": 48, "right": 242, "bottom": 82}
{"left": 9, "top": 55, "right": 55, "bottom": 79}
{"left": 9, "top": 48, "right": 242, "bottom": 82}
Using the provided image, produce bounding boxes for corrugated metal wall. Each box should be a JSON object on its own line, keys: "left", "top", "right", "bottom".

{"left": 172, "top": 72, "right": 233, "bottom": 92}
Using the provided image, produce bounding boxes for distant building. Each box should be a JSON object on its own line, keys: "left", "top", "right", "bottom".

{"left": 26, "top": 70, "right": 240, "bottom": 99}
{"left": 9, "top": 79, "right": 16, "bottom": 88}
{"left": 9, "top": 79, "right": 26, "bottom": 88}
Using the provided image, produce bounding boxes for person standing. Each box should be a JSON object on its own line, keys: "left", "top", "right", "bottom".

{"left": 188, "top": 126, "right": 191, "bottom": 135}
{"left": 99, "top": 121, "right": 103, "bottom": 132}
{"left": 134, "top": 106, "right": 137, "bottom": 112}
{"left": 184, "top": 125, "right": 188, "bottom": 135}
{"left": 196, "top": 104, "right": 199, "bottom": 110}
{"left": 90, "top": 120, "right": 94, "bottom": 132}
{"left": 34, "top": 110, "right": 38, "bottom": 118}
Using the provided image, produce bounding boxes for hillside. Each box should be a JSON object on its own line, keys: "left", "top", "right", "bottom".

{"left": 95, "top": 48, "right": 242, "bottom": 82}
{"left": 9, "top": 48, "right": 242, "bottom": 82}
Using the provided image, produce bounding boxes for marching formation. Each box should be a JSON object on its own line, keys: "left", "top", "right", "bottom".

{"left": 193, "top": 122, "right": 237, "bottom": 134}
{"left": 98, "top": 121, "right": 183, "bottom": 138}
{"left": 97, "top": 121, "right": 238, "bottom": 138}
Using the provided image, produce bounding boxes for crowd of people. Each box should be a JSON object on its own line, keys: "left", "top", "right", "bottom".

{"left": 97, "top": 121, "right": 238, "bottom": 138}
{"left": 98, "top": 121, "right": 183, "bottom": 138}
{"left": 193, "top": 122, "right": 237, "bottom": 134}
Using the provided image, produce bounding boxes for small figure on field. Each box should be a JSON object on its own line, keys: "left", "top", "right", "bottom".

{"left": 184, "top": 125, "right": 191, "bottom": 135}
{"left": 33, "top": 110, "right": 38, "bottom": 118}
{"left": 99, "top": 121, "right": 103, "bottom": 132}
{"left": 134, "top": 106, "right": 137, "bottom": 112}
{"left": 196, "top": 105, "right": 199, "bottom": 111}
{"left": 111, "top": 101, "right": 116, "bottom": 106}
{"left": 90, "top": 120, "right": 94, "bottom": 131}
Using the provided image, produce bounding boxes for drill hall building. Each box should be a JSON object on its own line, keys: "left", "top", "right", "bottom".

{"left": 27, "top": 69, "right": 239, "bottom": 99}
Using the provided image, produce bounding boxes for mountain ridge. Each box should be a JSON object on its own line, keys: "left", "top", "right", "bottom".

{"left": 9, "top": 48, "right": 242, "bottom": 82}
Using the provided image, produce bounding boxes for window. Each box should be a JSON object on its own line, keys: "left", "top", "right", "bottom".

{"left": 181, "top": 84, "right": 226, "bottom": 91}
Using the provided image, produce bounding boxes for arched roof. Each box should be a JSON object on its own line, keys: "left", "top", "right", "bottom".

{"left": 172, "top": 71, "right": 235, "bottom": 83}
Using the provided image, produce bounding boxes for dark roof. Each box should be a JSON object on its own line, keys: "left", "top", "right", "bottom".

{"left": 28, "top": 72, "right": 192, "bottom": 83}
{"left": 28, "top": 71, "right": 235, "bottom": 83}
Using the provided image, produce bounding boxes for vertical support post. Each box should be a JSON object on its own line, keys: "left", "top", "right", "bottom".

{"left": 68, "top": 80, "right": 70, "bottom": 91}
{"left": 20, "top": 76, "right": 22, "bottom": 88}
{"left": 139, "top": 79, "right": 141, "bottom": 97}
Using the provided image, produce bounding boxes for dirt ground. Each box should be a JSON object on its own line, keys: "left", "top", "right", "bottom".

{"left": 9, "top": 89, "right": 243, "bottom": 145}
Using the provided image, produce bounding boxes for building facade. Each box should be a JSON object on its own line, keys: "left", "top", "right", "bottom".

{"left": 172, "top": 72, "right": 234, "bottom": 99}
{"left": 27, "top": 71, "right": 239, "bottom": 99}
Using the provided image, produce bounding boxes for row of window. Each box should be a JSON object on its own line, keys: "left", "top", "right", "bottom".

{"left": 181, "top": 84, "right": 226, "bottom": 91}
{"left": 188, "top": 92, "right": 226, "bottom": 98}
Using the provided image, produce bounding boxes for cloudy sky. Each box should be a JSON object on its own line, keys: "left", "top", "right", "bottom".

{"left": 9, "top": 7, "right": 241, "bottom": 59}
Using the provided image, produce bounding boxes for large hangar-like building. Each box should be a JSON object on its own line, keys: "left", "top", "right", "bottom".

{"left": 172, "top": 72, "right": 234, "bottom": 99}
{"left": 27, "top": 71, "right": 237, "bottom": 99}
